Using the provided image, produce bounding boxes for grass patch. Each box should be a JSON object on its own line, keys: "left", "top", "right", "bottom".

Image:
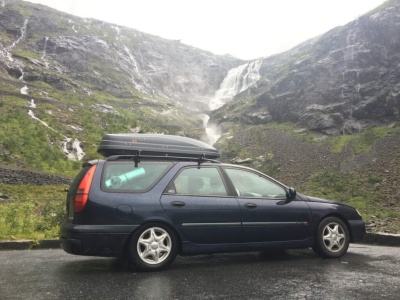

{"left": 0, "top": 199, "right": 65, "bottom": 240}
{"left": 353, "top": 126, "right": 393, "bottom": 154}
{"left": 330, "top": 135, "right": 356, "bottom": 153}
{"left": 299, "top": 170, "right": 400, "bottom": 226}
{"left": 0, "top": 185, "right": 67, "bottom": 240}
{"left": 0, "top": 184, "right": 67, "bottom": 200}
{"left": 259, "top": 154, "right": 281, "bottom": 177}
{"left": 330, "top": 125, "right": 398, "bottom": 154}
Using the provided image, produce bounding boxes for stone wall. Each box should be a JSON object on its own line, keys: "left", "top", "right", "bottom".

{"left": 0, "top": 165, "right": 72, "bottom": 185}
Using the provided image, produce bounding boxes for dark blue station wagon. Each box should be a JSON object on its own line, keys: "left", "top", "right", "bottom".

{"left": 60, "top": 148, "right": 365, "bottom": 271}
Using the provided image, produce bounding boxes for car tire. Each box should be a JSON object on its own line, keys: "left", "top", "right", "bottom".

{"left": 314, "top": 217, "right": 350, "bottom": 258}
{"left": 128, "top": 223, "right": 178, "bottom": 271}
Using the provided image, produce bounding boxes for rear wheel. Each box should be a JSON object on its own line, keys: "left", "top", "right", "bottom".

{"left": 128, "top": 223, "right": 178, "bottom": 271}
{"left": 313, "top": 217, "right": 350, "bottom": 258}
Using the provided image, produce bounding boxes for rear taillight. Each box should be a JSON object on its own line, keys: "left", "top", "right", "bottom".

{"left": 75, "top": 165, "right": 97, "bottom": 213}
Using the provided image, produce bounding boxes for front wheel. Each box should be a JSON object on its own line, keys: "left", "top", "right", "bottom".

{"left": 128, "top": 223, "right": 178, "bottom": 271}
{"left": 313, "top": 217, "right": 350, "bottom": 258}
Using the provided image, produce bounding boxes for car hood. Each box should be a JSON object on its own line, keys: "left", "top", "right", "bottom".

{"left": 305, "top": 196, "right": 343, "bottom": 206}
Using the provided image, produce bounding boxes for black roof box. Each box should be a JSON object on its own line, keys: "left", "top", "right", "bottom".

{"left": 98, "top": 134, "right": 220, "bottom": 159}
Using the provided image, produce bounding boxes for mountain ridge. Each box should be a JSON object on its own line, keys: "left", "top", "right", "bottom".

{"left": 211, "top": 0, "right": 400, "bottom": 135}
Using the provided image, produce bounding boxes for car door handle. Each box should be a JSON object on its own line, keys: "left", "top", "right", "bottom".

{"left": 245, "top": 203, "right": 257, "bottom": 209}
{"left": 171, "top": 201, "right": 186, "bottom": 207}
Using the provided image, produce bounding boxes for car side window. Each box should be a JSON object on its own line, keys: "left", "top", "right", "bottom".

{"left": 167, "top": 167, "right": 227, "bottom": 196}
{"left": 225, "top": 168, "right": 286, "bottom": 199}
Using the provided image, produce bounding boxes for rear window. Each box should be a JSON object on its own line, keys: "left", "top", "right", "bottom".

{"left": 101, "top": 161, "right": 172, "bottom": 192}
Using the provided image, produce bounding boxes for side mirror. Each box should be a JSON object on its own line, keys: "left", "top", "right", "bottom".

{"left": 286, "top": 187, "right": 297, "bottom": 200}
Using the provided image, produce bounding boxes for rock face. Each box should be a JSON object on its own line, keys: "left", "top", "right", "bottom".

{"left": 212, "top": 0, "right": 400, "bottom": 135}
{"left": 0, "top": 0, "right": 243, "bottom": 112}
{"left": 1, "top": 0, "right": 399, "bottom": 138}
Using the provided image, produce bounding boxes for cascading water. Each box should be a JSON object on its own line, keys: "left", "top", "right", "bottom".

{"left": 28, "top": 100, "right": 85, "bottom": 161}
{"left": 203, "top": 59, "right": 262, "bottom": 145}
{"left": 10, "top": 19, "right": 28, "bottom": 49}
{"left": 201, "top": 114, "right": 221, "bottom": 147}
{"left": 121, "top": 45, "right": 148, "bottom": 94}
{"left": 0, "top": 19, "right": 29, "bottom": 92}
{"left": 41, "top": 37, "right": 50, "bottom": 68}
{"left": 20, "top": 85, "right": 29, "bottom": 95}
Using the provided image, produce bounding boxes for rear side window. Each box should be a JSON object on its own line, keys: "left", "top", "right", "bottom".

{"left": 102, "top": 161, "right": 172, "bottom": 192}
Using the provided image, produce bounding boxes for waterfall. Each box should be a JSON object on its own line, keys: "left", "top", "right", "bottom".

{"left": 201, "top": 114, "right": 221, "bottom": 147}
{"left": 30, "top": 99, "right": 36, "bottom": 108}
{"left": 20, "top": 85, "right": 29, "bottom": 95}
{"left": 203, "top": 59, "right": 262, "bottom": 145}
{"left": 10, "top": 19, "right": 28, "bottom": 49}
{"left": 41, "top": 37, "right": 50, "bottom": 69}
{"left": 209, "top": 59, "right": 262, "bottom": 110}
{"left": 343, "top": 18, "right": 361, "bottom": 99}
{"left": 0, "top": 19, "right": 28, "bottom": 66}
{"left": 1, "top": 19, "right": 29, "bottom": 87}
{"left": 122, "top": 45, "right": 148, "bottom": 94}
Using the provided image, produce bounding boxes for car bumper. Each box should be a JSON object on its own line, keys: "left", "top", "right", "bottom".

{"left": 59, "top": 222, "right": 139, "bottom": 257}
{"left": 348, "top": 220, "right": 366, "bottom": 243}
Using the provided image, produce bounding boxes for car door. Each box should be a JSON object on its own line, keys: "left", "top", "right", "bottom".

{"left": 224, "top": 167, "right": 312, "bottom": 243}
{"left": 160, "top": 166, "right": 242, "bottom": 244}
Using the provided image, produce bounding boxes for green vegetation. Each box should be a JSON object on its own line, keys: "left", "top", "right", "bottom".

{"left": 0, "top": 185, "right": 67, "bottom": 240}
{"left": 13, "top": 50, "right": 42, "bottom": 60}
{"left": 0, "top": 184, "right": 67, "bottom": 200}
{"left": 0, "top": 107, "right": 82, "bottom": 177}
{"left": 299, "top": 170, "right": 399, "bottom": 232}
{"left": 300, "top": 171, "right": 375, "bottom": 206}
{"left": 259, "top": 154, "right": 281, "bottom": 177}
{"left": 331, "top": 126, "right": 397, "bottom": 154}
{"left": 0, "top": 199, "right": 65, "bottom": 240}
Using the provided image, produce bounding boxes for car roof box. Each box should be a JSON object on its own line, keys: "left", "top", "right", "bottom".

{"left": 98, "top": 134, "right": 220, "bottom": 159}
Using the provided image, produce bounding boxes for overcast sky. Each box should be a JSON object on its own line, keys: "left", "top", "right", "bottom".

{"left": 24, "top": 0, "right": 387, "bottom": 60}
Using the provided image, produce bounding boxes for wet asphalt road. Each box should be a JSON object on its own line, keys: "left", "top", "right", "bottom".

{"left": 0, "top": 244, "right": 399, "bottom": 300}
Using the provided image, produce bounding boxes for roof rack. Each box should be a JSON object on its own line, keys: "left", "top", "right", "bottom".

{"left": 106, "top": 153, "right": 220, "bottom": 167}
{"left": 98, "top": 133, "right": 220, "bottom": 160}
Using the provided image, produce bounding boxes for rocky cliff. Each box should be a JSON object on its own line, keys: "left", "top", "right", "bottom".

{"left": 0, "top": 0, "right": 242, "bottom": 108}
{"left": 212, "top": 0, "right": 400, "bottom": 135}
